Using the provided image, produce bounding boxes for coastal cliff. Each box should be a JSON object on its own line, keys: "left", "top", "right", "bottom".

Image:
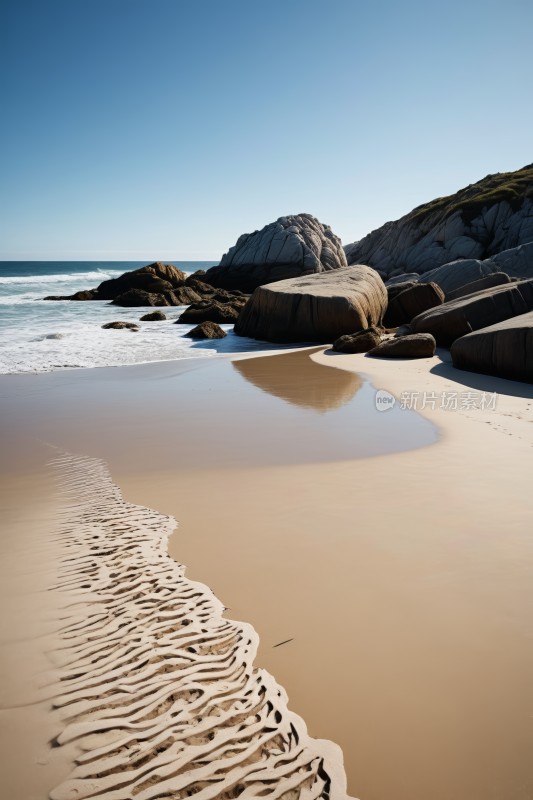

{"left": 344, "top": 164, "right": 533, "bottom": 280}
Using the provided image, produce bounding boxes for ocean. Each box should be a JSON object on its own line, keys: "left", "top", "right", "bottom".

{"left": 0, "top": 261, "right": 291, "bottom": 374}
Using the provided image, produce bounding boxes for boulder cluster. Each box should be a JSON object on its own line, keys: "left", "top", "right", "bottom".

{"left": 43, "top": 171, "right": 533, "bottom": 380}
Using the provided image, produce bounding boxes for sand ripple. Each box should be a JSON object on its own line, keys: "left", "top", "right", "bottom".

{"left": 43, "top": 452, "right": 351, "bottom": 800}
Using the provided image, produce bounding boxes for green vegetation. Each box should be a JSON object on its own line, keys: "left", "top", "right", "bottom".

{"left": 408, "top": 164, "right": 533, "bottom": 226}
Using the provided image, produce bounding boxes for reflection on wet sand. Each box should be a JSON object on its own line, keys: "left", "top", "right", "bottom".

{"left": 233, "top": 347, "right": 362, "bottom": 413}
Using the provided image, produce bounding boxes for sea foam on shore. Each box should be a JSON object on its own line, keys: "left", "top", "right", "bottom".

{"left": 0, "top": 262, "right": 295, "bottom": 374}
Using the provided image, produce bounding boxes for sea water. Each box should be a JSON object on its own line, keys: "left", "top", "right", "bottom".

{"left": 0, "top": 262, "right": 296, "bottom": 374}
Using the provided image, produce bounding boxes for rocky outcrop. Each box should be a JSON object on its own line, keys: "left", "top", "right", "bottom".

{"left": 204, "top": 214, "right": 348, "bottom": 292}
{"left": 234, "top": 266, "right": 387, "bottom": 343}
{"left": 176, "top": 301, "right": 240, "bottom": 325}
{"left": 101, "top": 321, "right": 139, "bottom": 330}
{"left": 94, "top": 262, "right": 187, "bottom": 301}
{"left": 170, "top": 286, "right": 203, "bottom": 305}
{"left": 451, "top": 311, "right": 533, "bottom": 383}
{"left": 140, "top": 310, "right": 167, "bottom": 321}
{"left": 369, "top": 334, "right": 436, "bottom": 358}
{"left": 111, "top": 289, "right": 172, "bottom": 307}
{"left": 111, "top": 286, "right": 203, "bottom": 307}
{"left": 445, "top": 272, "right": 511, "bottom": 302}
{"left": 184, "top": 278, "right": 214, "bottom": 294}
{"left": 332, "top": 327, "right": 382, "bottom": 353}
{"left": 383, "top": 282, "right": 444, "bottom": 328}
{"left": 411, "top": 280, "right": 533, "bottom": 346}
{"left": 186, "top": 269, "right": 207, "bottom": 281}
{"left": 185, "top": 321, "right": 228, "bottom": 339}
{"left": 345, "top": 164, "right": 533, "bottom": 283}
{"left": 44, "top": 290, "right": 95, "bottom": 301}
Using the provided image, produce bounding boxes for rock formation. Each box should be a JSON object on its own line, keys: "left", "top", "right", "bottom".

{"left": 490, "top": 240, "right": 533, "bottom": 278}
{"left": 140, "top": 310, "right": 167, "bottom": 321}
{"left": 344, "top": 165, "right": 533, "bottom": 280}
{"left": 185, "top": 321, "right": 228, "bottom": 339}
{"left": 383, "top": 282, "right": 444, "bottom": 328}
{"left": 101, "top": 321, "right": 139, "bottom": 330}
{"left": 204, "top": 214, "right": 348, "bottom": 292}
{"left": 234, "top": 266, "right": 387, "bottom": 343}
{"left": 44, "top": 290, "right": 95, "bottom": 301}
{"left": 183, "top": 278, "right": 215, "bottom": 294}
{"left": 111, "top": 288, "right": 173, "bottom": 307}
{"left": 445, "top": 272, "right": 511, "bottom": 302}
{"left": 332, "top": 327, "right": 382, "bottom": 353}
{"left": 111, "top": 286, "right": 203, "bottom": 307}
{"left": 176, "top": 301, "right": 241, "bottom": 325}
{"left": 410, "top": 259, "right": 503, "bottom": 294}
{"left": 369, "top": 333, "right": 436, "bottom": 358}
{"left": 451, "top": 311, "right": 533, "bottom": 383}
{"left": 386, "top": 280, "right": 419, "bottom": 302}
{"left": 95, "top": 262, "right": 187, "bottom": 301}
{"left": 411, "top": 280, "right": 533, "bottom": 346}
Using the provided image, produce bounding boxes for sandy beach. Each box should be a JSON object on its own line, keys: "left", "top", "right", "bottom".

{"left": 2, "top": 346, "right": 533, "bottom": 800}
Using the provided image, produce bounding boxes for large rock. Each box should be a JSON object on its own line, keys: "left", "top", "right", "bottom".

{"left": 415, "top": 259, "right": 502, "bottom": 294}
{"left": 451, "top": 312, "right": 533, "bottom": 383}
{"left": 332, "top": 327, "right": 382, "bottom": 354}
{"left": 445, "top": 272, "right": 511, "bottom": 302}
{"left": 93, "top": 262, "right": 187, "bottom": 301}
{"left": 176, "top": 302, "right": 240, "bottom": 325}
{"left": 234, "top": 266, "right": 387, "bottom": 343}
{"left": 411, "top": 280, "right": 533, "bottom": 346}
{"left": 185, "top": 321, "right": 227, "bottom": 339}
{"left": 386, "top": 280, "right": 418, "bottom": 302}
{"left": 369, "top": 334, "right": 436, "bottom": 358}
{"left": 383, "top": 282, "right": 444, "bottom": 327}
{"left": 344, "top": 164, "right": 533, "bottom": 281}
{"left": 204, "top": 214, "right": 348, "bottom": 292}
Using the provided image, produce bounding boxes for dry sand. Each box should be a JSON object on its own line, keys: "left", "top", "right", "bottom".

{"left": 118, "top": 349, "right": 533, "bottom": 800}
{"left": 1, "top": 347, "right": 533, "bottom": 799}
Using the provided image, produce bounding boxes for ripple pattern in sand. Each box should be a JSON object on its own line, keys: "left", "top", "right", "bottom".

{"left": 44, "top": 453, "right": 351, "bottom": 800}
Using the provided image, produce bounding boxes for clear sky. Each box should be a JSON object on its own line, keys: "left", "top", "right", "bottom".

{"left": 1, "top": 0, "right": 532, "bottom": 261}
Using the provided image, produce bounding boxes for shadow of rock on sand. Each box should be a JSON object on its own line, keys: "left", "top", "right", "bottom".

{"left": 322, "top": 344, "right": 533, "bottom": 400}
{"left": 429, "top": 359, "right": 533, "bottom": 399}
{"left": 233, "top": 347, "right": 362, "bottom": 413}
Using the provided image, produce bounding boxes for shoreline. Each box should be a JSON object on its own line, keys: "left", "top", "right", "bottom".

{"left": 2, "top": 347, "right": 533, "bottom": 799}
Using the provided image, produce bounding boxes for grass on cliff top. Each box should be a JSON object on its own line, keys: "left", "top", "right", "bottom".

{"left": 408, "top": 163, "right": 533, "bottom": 226}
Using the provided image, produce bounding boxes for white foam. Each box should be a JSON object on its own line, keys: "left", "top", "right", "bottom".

{"left": 0, "top": 270, "right": 123, "bottom": 285}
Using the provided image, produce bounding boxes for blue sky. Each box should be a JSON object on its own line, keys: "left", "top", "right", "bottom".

{"left": 1, "top": 0, "right": 532, "bottom": 261}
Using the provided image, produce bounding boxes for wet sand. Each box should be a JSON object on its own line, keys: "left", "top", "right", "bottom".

{"left": 0, "top": 453, "right": 86, "bottom": 799}
{"left": 2, "top": 348, "right": 533, "bottom": 799}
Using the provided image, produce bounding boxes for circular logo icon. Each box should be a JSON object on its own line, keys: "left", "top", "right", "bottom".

{"left": 375, "top": 389, "right": 396, "bottom": 412}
